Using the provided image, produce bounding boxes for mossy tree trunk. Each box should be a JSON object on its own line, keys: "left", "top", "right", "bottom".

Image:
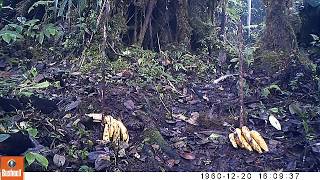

{"left": 260, "top": 0, "right": 297, "bottom": 52}
{"left": 189, "top": 0, "right": 217, "bottom": 54}
{"left": 176, "top": 0, "right": 192, "bottom": 46}
{"left": 254, "top": 0, "right": 299, "bottom": 76}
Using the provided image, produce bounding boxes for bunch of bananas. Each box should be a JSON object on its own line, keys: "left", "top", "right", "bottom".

{"left": 228, "top": 126, "right": 268, "bottom": 153}
{"left": 102, "top": 115, "right": 129, "bottom": 143}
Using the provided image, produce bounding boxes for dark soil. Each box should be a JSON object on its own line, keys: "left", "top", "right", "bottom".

{"left": 1, "top": 49, "right": 320, "bottom": 172}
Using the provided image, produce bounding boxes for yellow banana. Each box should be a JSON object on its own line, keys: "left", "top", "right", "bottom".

{"left": 229, "top": 133, "right": 238, "bottom": 148}
{"left": 241, "top": 126, "right": 252, "bottom": 143}
{"left": 104, "top": 115, "right": 112, "bottom": 124}
{"left": 101, "top": 115, "right": 130, "bottom": 143}
{"left": 250, "top": 138, "right": 263, "bottom": 153}
{"left": 112, "top": 120, "right": 121, "bottom": 142}
{"left": 235, "top": 128, "right": 242, "bottom": 139}
{"left": 117, "top": 120, "right": 129, "bottom": 143}
{"left": 234, "top": 129, "right": 244, "bottom": 148}
{"left": 102, "top": 125, "right": 110, "bottom": 141}
{"left": 238, "top": 133, "right": 253, "bottom": 151}
{"left": 108, "top": 123, "right": 114, "bottom": 138}
{"left": 250, "top": 130, "right": 268, "bottom": 152}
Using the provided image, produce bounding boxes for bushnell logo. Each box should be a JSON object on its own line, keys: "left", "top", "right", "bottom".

{"left": 0, "top": 156, "right": 24, "bottom": 180}
{"left": 8, "top": 159, "right": 16, "bottom": 168}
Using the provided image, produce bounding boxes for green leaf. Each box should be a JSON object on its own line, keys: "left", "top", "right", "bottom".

{"left": 38, "top": 32, "right": 45, "bottom": 44}
{"left": 34, "top": 153, "right": 49, "bottom": 168}
{"left": 25, "top": 152, "right": 36, "bottom": 165}
{"left": 0, "top": 134, "right": 10, "bottom": 142}
{"left": 261, "top": 88, "right": 270, "bottom": 98}
{"left": 31, "top": 81, "right": 50, "bottom": 89}
{"left": 269, "top": 84, "right": 281, "bottom": 91}
{"left": 289, "top": 102, "right": 303, "bottom": 115}
{"left": 269, "top": 107, "right": 279, "bottom": 113}
{"left": 27, "top": 128, "right": 38, "bottom": 138}
{"left": 24, "top": 19, "right": 40, "bottom": 27}
{"left": 28, "top": 1, "right": 54, "bottom": 13}
{"left": 19, "top": 91, "right": 34, "bottom": 97}
{"left": 2, "top": 33, "right": 12, "bottom": 43}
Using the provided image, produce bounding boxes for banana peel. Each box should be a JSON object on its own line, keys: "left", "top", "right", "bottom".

{"left": 229, "top": 126, "right": 268, "bottom": 153}
{"left": 101, "top": 115, "right": 129, "bottom": 143}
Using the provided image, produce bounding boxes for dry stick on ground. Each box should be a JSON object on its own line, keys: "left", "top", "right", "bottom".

{"left": 237, "top": 22, "right": 246, "bottom": 127}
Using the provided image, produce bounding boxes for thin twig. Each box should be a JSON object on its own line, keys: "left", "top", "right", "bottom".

{"left": 100, "top": 0, "right": 110, "bottom": 124}
{"left": 237, "top": 22, "right": 246, "bottom": 127}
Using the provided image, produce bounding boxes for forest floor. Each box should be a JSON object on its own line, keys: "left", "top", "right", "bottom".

{"left": 1, "top": 46, "right": 320, "bottom": 172}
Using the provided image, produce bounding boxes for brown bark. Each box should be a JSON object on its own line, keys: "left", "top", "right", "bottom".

{"left": 138, "top": 0, "right": 157, "bottom": 46}
{"left": 260, "top": 0, "right": 297, "bottom": 52}
{"left": 176, "top": 0, "right": 191, "bottom": 45}
{"left": 237, "top": 23, "right": 246, "bottom": 127}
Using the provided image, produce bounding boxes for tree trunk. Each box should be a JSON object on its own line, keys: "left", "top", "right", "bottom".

{"left": 138, "top": 0, "right": 157, "bottom": 46}
{"left": 254, "top": 0, "right": 299, "bottom": 76}
{"left": 260, "top": 0, "right": 297, "bottom": 52}
{"left": 176, "top": 0, "right": 191, "bottom": 46}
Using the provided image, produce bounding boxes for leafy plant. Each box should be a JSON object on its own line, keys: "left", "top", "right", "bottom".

{"left": 310, "top": 34, "right": 320, "bottom": 49}
{"left": 25, "top": 152, "right": 49, "bottom": 169}
{"left": 79, "top": 165, "right": 94, "bottom": 172}
{"left": 261, "top": 84, "right": 283, "bottom": 98}
{"left": 27, "top": 128, "right": 39, "bottom": 138}
{"left": 289, "top": 102, "right": 316, "bottom": 141}
{"left": 0, "top": 18, "right": 61, "bottom": 44}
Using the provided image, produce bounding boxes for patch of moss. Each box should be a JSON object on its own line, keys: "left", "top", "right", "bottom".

{"left": 253, "top": 50, "right": 291, "bottom": 76}
{"left": 143, "top": 128, "right": 177, "bottom": 158}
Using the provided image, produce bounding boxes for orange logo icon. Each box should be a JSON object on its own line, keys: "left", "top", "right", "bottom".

{"left": 0, "top": 156, "right": 24, "bottom": 180}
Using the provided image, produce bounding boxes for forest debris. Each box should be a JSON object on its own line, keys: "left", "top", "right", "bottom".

{"left": 65, "top": 100, "right": 81, "bottom": 111}
{"left": 268, "top": 114, "right": 282, "bottom": 130}
{"left": 229, "top": 126, "right": 268, "bottom": 153}
{"left": 86, "top": 113, "right": 102, "bottom": 121}
{"left": 172, "top": 112, "right": 199, "bottom": 125}
{"left": 172, "top": 114, "right": 188, "bottom": 121}
{"left": 213, "top": 74, "right": 238, "bottom": 84}
{"left": 186, "top": 112, "right": 200, "bottom": 125}
{"left": 88, "top": 151, "right": 110, "bottom": 162}
{"left": 53, "top": 154, "right": 66, "bottom": 167}
{"left": 123, "top": 100, "right": 135, "bottom": 110}
{"left": 180, "top": 152, "right": 195, "bottom": 160}
{"left": 288, "top": 102, "right": 303, "bottom": 115}
{"left": 311, "top": 143, "right": 320, "bottom": 153}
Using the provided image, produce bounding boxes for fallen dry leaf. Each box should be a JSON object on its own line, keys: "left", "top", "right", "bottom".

{"left": 180, "top": 152, "right": 195, "bottom": 160}
{"left": 186, "top": 112, "right": 200, "bottom": 125}
{"left": 269, "top": 114, "right": 282, "bottom": 130}
{"left": 124, "top": 100, "right": 135, "bottom": 110}
{"left": 53, "top": 154, "right": 66, "bottom": 167}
